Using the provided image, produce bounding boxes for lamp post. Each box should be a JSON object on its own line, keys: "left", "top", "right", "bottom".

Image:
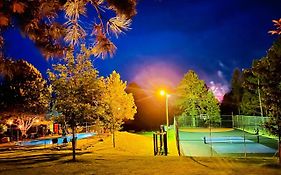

{"left": 160, "top": 90, "right": 170, "bottom": 130}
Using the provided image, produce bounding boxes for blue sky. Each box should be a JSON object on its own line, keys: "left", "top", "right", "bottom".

{"left": 3, "top": 0, "right": 281, "bottom": 98}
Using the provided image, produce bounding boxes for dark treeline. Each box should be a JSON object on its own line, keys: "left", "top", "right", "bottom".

{"left": 124, "top": 82, "right": 174, "bottom": 131}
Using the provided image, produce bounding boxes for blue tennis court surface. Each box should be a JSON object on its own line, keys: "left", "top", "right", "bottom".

{"left": 179, "top": 129, "right": 278, "bottom": 156}
{"left": 204, "top": 136, "right": 276, "bottom": 154}
{"left": 211, "top": 143, "right": 276, "bottom": 153}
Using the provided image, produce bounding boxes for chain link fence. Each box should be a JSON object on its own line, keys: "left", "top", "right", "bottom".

{"left": 174, "top": 115, "right": 278, "bottom": 158}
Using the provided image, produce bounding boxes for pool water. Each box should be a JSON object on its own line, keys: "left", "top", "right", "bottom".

{"left": 19, "top": 132, "right": 96, "bottom": 146}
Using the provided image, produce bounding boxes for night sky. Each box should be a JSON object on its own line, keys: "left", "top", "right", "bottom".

{"left": 3, "top": 0, "right": 281, "bottom": 100}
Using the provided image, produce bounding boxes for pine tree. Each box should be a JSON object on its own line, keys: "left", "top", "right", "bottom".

{"left": 0, "top": 0, "right": 137, "bottom": 59}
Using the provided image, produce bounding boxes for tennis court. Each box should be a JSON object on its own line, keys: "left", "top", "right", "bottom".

{"left": 178, "top": 128, "right": 278, "bottom": 157}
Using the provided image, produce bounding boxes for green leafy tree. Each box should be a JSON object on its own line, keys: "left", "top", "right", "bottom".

{"left": 46, "top": 0, "right": 137, "bottom": 161}
{"left": 251, "top": 39, "right": 281, "bottom": 137}
{"left": 102, "top": 71, "right": 136, "bottom": 147}
{"left": 245, "top": 38, "right": 281, "bottom": 163}
{"left": 240, "top": 67, "right": 266, "bottom": 116}
{"left": 240, "top": 90, "right": 261, "bottom": 116}
{"left": 48, "top": 51, "right": 105, "bottom": 160}
{"left": 0, "top": 59, "right": 50, "bottom": 137}
{"left": 175, "top": 70, "right": 220, "bottom": 127}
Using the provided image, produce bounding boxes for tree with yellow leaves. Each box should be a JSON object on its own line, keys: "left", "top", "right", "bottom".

{"left": 102, "top": 71, "right": 136, "bottom": 147}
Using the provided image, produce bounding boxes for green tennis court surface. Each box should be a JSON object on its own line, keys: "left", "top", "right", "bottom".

{"left": 179, "top": 128, "right": 278, "bottom": 157}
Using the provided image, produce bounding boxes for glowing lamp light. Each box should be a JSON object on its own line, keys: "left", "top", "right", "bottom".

{"left": 8, "top": 120, "right": 13, "bottom": 125}
{"left": 36, "top": 119, "right": 39, "bottom": 123}
{"left": 160, "top": 90, "right": 166, "bottom": 96}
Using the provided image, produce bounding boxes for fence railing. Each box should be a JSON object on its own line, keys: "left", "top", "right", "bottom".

{"left": 174, "top": 115, "right": 278, "bottom": 158}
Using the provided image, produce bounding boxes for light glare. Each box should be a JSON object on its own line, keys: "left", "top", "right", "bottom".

{"left": 160, "top": 90, "right": 166, "bottom": 96}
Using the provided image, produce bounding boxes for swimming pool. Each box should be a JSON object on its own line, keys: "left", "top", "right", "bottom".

{"left": 18, "top": 132, "right": 96, "bottom": 146}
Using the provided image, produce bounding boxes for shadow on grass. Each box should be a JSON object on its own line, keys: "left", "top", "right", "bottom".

{"left": 262, "top": 163, "right": 281, "bottom": 169}
{"left": 188, "top": 157, "right": 210, "bottom": 168}
{"left": 62, "top": 158, "right": 93, "bottom": 164}
{"left": 0, "top": 151, "right": 92, "bottom": 166}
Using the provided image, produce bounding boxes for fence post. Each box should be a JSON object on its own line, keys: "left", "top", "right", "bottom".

{"left": 153, "top": 133, "right": 158, "bottom": 156}
{"left": 174, "top": 117, "right": 181, "bottom": 156}
{"left": 163, "top": 132, "right": 168, "bottom": 156}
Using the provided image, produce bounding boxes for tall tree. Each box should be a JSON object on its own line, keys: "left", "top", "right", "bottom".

{"left": 220, "top": 68, "right": 243, "bottom": 116}
{"left": 268, "top": 18, "right": 281, "bottom": 164}
{"left": 102, "top": 71, "right": 136, "bottom": 147}
{"left": 0, "top": 59, "right": 50, "bottom": 137}
{"left": 240, "top": 67, "right": 265, "bottom": 116}
{"left": 48, "top": 51, "right": 105, "bottom": 160}
{"left": 252, "top": 39, "right": 281, "bottom": 136}
{"left": 244, "top": 38, "right": 281, "bottom": 163}
{"left": 231, "top": 68, "right": 243, "bottom": 114}
{"left": 47, "top": 0, "right": 137, "bottom": 161}
{"left": 240, "top": 90, "right": 261, "bottom": 116}
{"left": 175, "top": 70, "right": 220, "bottom": 127}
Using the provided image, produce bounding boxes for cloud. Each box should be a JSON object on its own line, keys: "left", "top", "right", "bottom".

{"left": 131, "top": 60, "right": 182, "bottom": 94}
{"left": 202, "top": 70, "right": 230, "bottom": 102}
{"left": 217, "top": 70, "right": 224, "bottom": 79}
{"left": 219, "top": 61, "right": 226, "bottom": 69}
{"left": 208, "top": 81, "right": 229, "bottom": 102}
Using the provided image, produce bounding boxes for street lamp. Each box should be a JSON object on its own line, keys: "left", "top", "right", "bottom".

{"left": 160, "top": 90, "right": 170, "bottom": 130}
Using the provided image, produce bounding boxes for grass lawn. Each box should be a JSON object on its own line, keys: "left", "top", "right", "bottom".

{"left": 0, "top": 131, "right": 280, "bottom": 175}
